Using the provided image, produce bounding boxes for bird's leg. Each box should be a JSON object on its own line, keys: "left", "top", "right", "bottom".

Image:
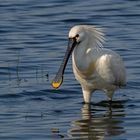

{"left": 82, "top": 88, "right": 92, "bottom": 104}
{"left": 106, "top": 91, "right": 113, "bottom": 107}
{"left": 106, "top": 90, "right": 114, "bottom": 102}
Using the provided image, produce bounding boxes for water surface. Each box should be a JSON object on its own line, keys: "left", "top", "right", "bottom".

{"left": 0, "top": 0, "right": 140, "bottom": 139}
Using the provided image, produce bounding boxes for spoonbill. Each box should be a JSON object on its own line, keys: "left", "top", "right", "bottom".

{"left": 52, "top": 25, "right": 126, "bottom": 103}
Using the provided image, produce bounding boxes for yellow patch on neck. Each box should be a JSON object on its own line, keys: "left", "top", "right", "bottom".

{"left": 86, "top": 48, "right": 91, "bottom": 54}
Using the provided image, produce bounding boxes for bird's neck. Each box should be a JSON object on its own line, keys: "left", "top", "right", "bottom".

{"left": 72, "top": 39, "right": 99, "bottom": 71}
{"left": 73, "top": 40, "right": 88, "bottom": 61}
{"left": 73, "top": 39, "right": 100, "bottom": 60}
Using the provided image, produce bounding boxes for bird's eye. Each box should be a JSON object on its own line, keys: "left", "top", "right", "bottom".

{"left": 75, "top": 34, "right": 79, "bottom": 38}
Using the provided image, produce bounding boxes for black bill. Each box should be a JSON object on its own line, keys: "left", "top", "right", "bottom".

{"left": 52, "top": 38, "right": 77, "bottom": 89}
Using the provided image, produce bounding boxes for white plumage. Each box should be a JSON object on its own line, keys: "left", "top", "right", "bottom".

{"left": 52, "top": 25, "right": 126, "bottom": 103}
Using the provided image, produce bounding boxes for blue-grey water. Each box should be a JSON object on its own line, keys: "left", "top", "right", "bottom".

{"left": 0, "top": 0, "right": 140, "bottom": 140}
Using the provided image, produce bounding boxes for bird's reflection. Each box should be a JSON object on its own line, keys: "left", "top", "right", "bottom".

{"left": 68, "top": 101, "right": 126, "bottom": 140}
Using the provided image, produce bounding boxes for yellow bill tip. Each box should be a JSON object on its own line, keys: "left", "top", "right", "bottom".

{"left": 52, "top": 81, "right": 62, "bottom": 89}
{"left": 52, "top": 75, "right": 63, "bottom": 89}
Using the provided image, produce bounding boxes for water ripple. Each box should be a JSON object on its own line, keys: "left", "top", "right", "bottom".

{"left": 0, "top": 0, "right": 140, "bottom": 139}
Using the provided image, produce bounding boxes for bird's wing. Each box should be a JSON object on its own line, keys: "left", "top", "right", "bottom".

{"left": 110, "top": 53, "right": 126, "bottom": 86}
{"left": 96, "top": 50, "right": 126, "bottom": 87}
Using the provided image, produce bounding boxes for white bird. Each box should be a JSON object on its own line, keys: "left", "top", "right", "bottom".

{"left": 52, "top": 25, "right": 126, "bottom": 103}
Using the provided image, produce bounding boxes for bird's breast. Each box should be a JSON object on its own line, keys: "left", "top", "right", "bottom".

{"left": 72, "top": 45, "right": 100, "bottom": 84}
{"left": 72, "top": 53, "right": 96, "bottom": 79}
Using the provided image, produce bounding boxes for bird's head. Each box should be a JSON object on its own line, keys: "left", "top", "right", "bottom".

{"left": 68, "top": 25, "right": 104, "bottom": 49}
{"left": 52, "top": 25, "right": 104, "bottom": 89}
{"left": 68, "top": 25, "right": 87, "bottom": 45}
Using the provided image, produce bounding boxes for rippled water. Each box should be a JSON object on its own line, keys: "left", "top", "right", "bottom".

{"left": 0, "top": 0, "right": 140, "bottom": 139}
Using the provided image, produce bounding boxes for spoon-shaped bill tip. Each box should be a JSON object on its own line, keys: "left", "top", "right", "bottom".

{"left": 52, "top": 38, "right": 77, "bottom": 89}
{"left": 52, "top": 76, "right": 63, "bottom": 89}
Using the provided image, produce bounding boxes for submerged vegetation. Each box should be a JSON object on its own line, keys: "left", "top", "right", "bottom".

{"left": 6, "top": 50, "right": 49, "bottom": 87}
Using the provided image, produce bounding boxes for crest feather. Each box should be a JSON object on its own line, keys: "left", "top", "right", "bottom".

{"left": 82, "top": 25, "right": 105, "bottom": 48}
